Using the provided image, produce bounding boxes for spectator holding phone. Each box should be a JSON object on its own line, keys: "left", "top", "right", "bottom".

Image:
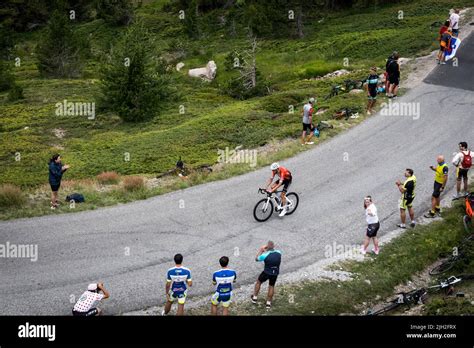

{"left": 251, "top": 241, "right": 281, "bottom": 309}
{"left": 48, "top": 154, "right": 70, "bottom": 210}
{"left": 72, "top": 282, "right": 110, "bottom": 316}
{"left": 361, "top": 196, "right": 380, "bottom": 255}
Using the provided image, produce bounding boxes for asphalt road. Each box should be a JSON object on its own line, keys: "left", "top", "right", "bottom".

{"left": 1, "top": 34, "right": 473, "bottom": 315}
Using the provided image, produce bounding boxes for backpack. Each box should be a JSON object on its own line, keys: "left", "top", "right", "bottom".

{"left": 66, "top": 193, "right": 85, "bottom": 203}
{"left": 385, "top": 56, "right": 393, "bottom": 70}
{"left": 462, "top": 151, "right": 472, "bottom": 168}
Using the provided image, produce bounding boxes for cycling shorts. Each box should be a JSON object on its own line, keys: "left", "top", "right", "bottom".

{"left": 210, "top": 292, "right": 232, "bottom": 307}
{"left": 280, "top": 178, "right": 292, "bottom": 193}
{"left": 168, "top": 289, "right": 187, "bottom": 304}
{"left": 432, "top": 181, "right": 443, "bottom": 198}
{"left": 400, "top": 196, "right": 414, "bottom": 209}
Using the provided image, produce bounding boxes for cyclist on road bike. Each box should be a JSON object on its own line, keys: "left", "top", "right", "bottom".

{"left": 265, "top": 163, "right": 292, "bottom": 217}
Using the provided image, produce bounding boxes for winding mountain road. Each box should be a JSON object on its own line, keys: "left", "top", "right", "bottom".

{"left": 1, "top": 33, "right": 473, "bottom": 315}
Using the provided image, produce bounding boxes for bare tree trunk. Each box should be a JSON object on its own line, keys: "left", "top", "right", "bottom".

{"left": 250, "top": 36, "right": 257, "bottom": 88}
{"left": 296, "top": 6, "right": 304, "bottom": 38}
{"left": 223, "top": 0, "right": 235, "bottom": 9}
{"left": 230, "top": 18, "right": 236, "bottom": 37}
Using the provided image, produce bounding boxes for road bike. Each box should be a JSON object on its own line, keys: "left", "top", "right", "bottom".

{"left": 366, "top": 276, "right": 465, "bottom": 316}
{"left": 366, "top": 288, "right": 427, "bottom": 316}
{"left": 429, "top": 238, "right": 473, "bottom": 275}
{"left": 253, "top": 188, "right": 299, "bottom": 222}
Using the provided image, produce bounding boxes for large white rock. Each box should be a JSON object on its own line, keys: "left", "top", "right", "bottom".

{"left": 188, "top": 60, "right": 217, "bottom": 81}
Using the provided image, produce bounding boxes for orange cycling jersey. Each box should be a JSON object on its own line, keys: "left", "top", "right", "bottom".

{"left": 272, "top": 166, "right": 292, "bottom": 181}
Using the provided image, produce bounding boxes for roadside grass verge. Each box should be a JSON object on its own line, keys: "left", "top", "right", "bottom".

{"left": 187, "top": 186, "right": 473, "bottom": 316}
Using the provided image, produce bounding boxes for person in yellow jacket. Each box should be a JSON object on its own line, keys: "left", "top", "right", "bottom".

{"left": 424, "top": 155, "right": 449, "bottom": 218}
{"left": 396, "top": 168, "right": 417, "bottom": 228}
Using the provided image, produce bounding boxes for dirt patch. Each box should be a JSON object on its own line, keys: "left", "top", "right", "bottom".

{"left": 52, "top": 128, "right": 66, "bottom": 139}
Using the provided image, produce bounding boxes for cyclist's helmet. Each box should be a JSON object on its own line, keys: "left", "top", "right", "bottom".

{"left": 309, "top": 97, "right": 315, "bottom": 104}
{"left": 270, "top": 162, "right": 279, "bottom": 171}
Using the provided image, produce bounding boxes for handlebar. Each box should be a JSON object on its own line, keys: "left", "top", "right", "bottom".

{"left": 258, "top": 188, "right": 283, "bottom": 196}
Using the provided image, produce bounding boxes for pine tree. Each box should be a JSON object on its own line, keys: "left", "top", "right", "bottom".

{"left": 96, "top": 0, "right": 133, "bottom": 26}
{"left": 100, "top": 21, "right": 172, "bottom": 122}
{"left": 0, "top": 60, "right": 14, "bottom": 92}
{"left": 35, "top": 9, "right": 85, "bottom": 78}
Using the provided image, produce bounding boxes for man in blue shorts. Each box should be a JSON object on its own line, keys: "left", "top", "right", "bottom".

{"left": 210, "top": 256, "right": 237, "bottom": 316}
{"left": 251, "top": 241, "right": 282, "bottom": 309}
{"left": 162, "top": 253, "right": 192, "bottom": 316}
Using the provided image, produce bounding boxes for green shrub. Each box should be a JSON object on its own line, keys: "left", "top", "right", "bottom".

{"left": 7, "top": 84, "right": 24, "bottom": 101}
{"left": 0, "top": 184, "right": 26, "bottom": 207}
{"left": 0, "top": 61, "right": 14, "bottom": 92}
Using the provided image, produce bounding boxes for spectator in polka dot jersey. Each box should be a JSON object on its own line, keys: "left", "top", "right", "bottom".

{"left": 72, "top": 282, "right": 110, "bottom": 316}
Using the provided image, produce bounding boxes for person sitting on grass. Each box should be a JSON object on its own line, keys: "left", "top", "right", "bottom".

{"left": 48, "top": 154, "right": 69, "bottom": 210}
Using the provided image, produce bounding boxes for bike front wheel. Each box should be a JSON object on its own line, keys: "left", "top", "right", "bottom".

{"left": 253, "top": 198, "right": 274, "bottom": 222}
{"left": 367, "top": 302, "right": 400, "bottom": 316}
{"left": 429, "top": 258, "right": 456, "bottom": 275}
{"left": 285, "top": 192, "right": 299, "bottom": 215}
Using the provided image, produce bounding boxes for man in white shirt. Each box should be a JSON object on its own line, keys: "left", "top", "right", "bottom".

{"left": 301, "top": 97, "right": 316, "bottom": 145}
{"left": 361, "top": 196, "right": 380, "bottom": 255}
{"left": 450, "top": 9, "right": 460, "bottom": 37}
{"left": 72, "top": 283, "right": 110, "bottom": 316}
{"left": 452, "top": 141, "right": 471, "bottom": 198}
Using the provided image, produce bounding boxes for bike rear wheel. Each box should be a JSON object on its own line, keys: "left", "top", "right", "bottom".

{"left": 285, "top": 192, "right": 299, "bottom": 215}
{"left": 253, "top": 198, "right": 274, "bottom": 222}
{"left": 429, "top": 258, "right": 457, "bottom": 275}
{"left": 367, "top": 302, "right": 400, "bottom": 316}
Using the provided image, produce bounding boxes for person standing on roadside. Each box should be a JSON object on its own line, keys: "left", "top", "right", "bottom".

{"left": 424, "top": 155, "right": 449, "bottom": 218}
{"left": 365, "top": 67, "right": 378, "bottom": 115}
{"left": 384, "top": 52, "right": 394, "bottom": 93}
{"left": 386, "top": 51, "right": 400, "bottom": 98}
{"left": 301, "top": 97, "right": 316, "bottom": 146}
{"left": 48, "top": 154, "right": 70, "bottom": 210}
{"left": 396, "top": 168, "right": 417, "bottom": 229}
{"left": 452, "top": 142, "right": 472, "bottom": 199}
{"left": 251, "top": 241, "right": 281, "bottom": 309}
{"left": 438, "top": 27, "right": 453, "bottom": 65}
{"left": 361, "top": 196, "right": 380, "bottom": 255}
{"left": 450, "top": 9, "right": 460, "bottom": 37}
{"left": 210, "top": 256, "right": 237, "bottom": 316}
{"left": 72, "top": 282, "right": 110, "bottom": 316}
{"left": 162, "top": 253, "right": 192, "bottom": 316}
{"left": 436, "top": 20, "right": 450, "bottom": 64}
